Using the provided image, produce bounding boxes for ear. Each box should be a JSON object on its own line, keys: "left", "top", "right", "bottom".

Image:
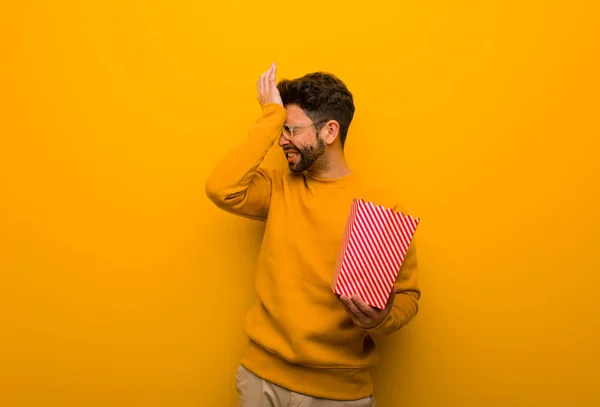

{"left": 321, "top": 120, "right": 340, "bottom": 146}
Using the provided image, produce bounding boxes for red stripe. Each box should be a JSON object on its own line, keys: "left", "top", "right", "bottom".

{"left": 350, "top": 211, "right": 385, "bottom": 277}
{"left": 361, "top": 203, "right": 397, "bottom": 278}
{"left": 398, "top": 214, "right": 418, "bottom": 254}
{"left": 345, "top": 247, "right": 380, "bottom": 305}
{"left": 339, "top": 264, "right": 358, "bottom": 297}
{"left": 369, "top": 203, "right": 398, "bottom": 305}
{"left": 346, "top": 240, "right": 386, "bottom": 303}
{"left": 354, "top": 208, "right": 393, "bottom": 279}
{"left": 398, "top": 214, "right": 419, "bottom": 261}
{"left": 384, "top": 209, "right": 408, "bottom": 261}
{"left": 351, "top": 212, "right": 389, "bottom": 304}
{"left": 347, "top": 237, "right": 378, "bottom": 285}
{"left": 356, "top": 201, "right": 398, "bottom": 306}
{"left": 363, "top": 203, "right": 401, "bottom": 289}
{"left": 343, "top": 255, "right": 375, "bottom": 306}
{"left": 335, "top": 198, "right": 420, "bottom": 309}
{"left": 367, "top": 203, "right": 403, "bottom": 274}
{"left": 391, "top": 213, "right": 410, "bottom": 255}
{"left": 398, "top": 214, "right": 413, "bottom": 247}
{"left": 336, "top": 200, "right": 359, "bottom": 297}
{"left": 380, "top": 208, "right": 403, "bottom": 266}
{"left": 334, "top": 214, "right": 351, "bottom": 296}
{"left": 347, "top": 228, "right": 387, "bottom": 302}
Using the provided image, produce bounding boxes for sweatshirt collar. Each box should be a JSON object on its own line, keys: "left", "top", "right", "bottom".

{"left": 303, "top": 171, "right": 358, "bottom": 185}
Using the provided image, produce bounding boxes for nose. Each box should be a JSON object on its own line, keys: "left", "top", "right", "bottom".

{"left": 278, "top": 133, "right": 291, "bottom": 147}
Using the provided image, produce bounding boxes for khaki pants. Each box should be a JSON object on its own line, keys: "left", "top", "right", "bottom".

{"left": 236, "top": 365, "right": 376, "bottom": 407}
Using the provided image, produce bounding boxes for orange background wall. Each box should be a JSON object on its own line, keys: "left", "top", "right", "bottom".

{"left": 1, "top": 1, "right": 599, "bottom": 406}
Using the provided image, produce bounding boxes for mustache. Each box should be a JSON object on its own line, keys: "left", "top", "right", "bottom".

{"left": 283, "top": 147, "right": 300, "bottom": 154}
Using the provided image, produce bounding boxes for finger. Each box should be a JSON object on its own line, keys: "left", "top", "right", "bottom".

{"left": 341, "top": 295, "right": 369, "bottom": 319}
{"left": 266, "top": 63, "right": 275, "bottom": 90}
{"left": 259, "top": 71, "right": 266, "bottom": 97}
{"left": 339, "top": 299, "right": 357, "bottom": 319}
{"left": 339, "top": 295, "right": 358, "bottom": 316}
{"left": 340, "top": 298, "right": 364, "bottom": 326}
{"left": 257, "top": 72, "right": 263, "bottom": 99}
{"left": 261, "top": 66, "right": 270, "bottom": 93}
{"left": 270, "top": 62, "right": 276, "bottom": 84}
{"left": 351, "top": 294, "right": 379, "bottom": 318}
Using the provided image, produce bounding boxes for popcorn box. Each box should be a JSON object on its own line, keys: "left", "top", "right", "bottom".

{"left": 332, "top": 198, "right": 420, "bottom": 309}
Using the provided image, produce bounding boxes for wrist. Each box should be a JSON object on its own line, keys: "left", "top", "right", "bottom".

{"left": 261, "top": 102, "right": 285, "bottom": 112}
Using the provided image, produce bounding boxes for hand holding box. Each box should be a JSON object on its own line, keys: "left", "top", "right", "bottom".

{"left": 332, "top": 198, "right": 420, "bottom": 309}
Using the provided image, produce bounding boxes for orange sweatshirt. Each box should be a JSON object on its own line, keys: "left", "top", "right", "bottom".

{"left": 205, "top": 103, "right": 420, "bottom": 400}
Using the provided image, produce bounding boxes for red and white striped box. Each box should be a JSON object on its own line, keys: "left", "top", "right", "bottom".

{"left": 332, "top": 198, "right": 420, "bottom": 309}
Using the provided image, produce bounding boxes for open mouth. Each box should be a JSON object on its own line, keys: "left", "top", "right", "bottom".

{"left": 285, "top": 151, "right": 300, "bottom": 162}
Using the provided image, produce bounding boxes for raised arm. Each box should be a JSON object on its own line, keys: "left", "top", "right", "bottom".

{"left": 205, "top": 63, "right": 287, "bottom": 221}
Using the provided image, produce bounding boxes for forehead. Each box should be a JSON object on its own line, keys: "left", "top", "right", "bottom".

{"left": 284, "top": 104, "right": 311, "bottom": 124}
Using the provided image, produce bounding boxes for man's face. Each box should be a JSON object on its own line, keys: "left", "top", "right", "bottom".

{"left": 279, "top": 104, "right": 326, "bottom": 174}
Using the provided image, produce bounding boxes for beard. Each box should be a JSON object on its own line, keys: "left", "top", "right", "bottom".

{"left": 287, "top": 135, "right": 326, "bottom": 174}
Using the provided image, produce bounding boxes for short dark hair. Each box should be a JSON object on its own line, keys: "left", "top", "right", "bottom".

{"left": 277, "top": 72, "right": 355, "bottom": 148}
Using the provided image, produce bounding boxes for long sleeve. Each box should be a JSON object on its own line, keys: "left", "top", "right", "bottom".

{"left": 205, "top": 103, "right": 287, "bottom": 221}
{"left": 364, "top": 234, "right": 421, "bottom": 336}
